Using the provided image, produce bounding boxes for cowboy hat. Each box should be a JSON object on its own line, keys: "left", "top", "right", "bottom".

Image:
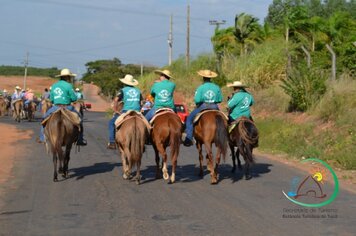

{"left": 75, "top": 88, "right": 80, "bottom": 91}
{"left": 197, "top": 69, "right": 218, "bottom": 78}
{"left": 227, "top": 81, "right": 248, "bottom": 88}
{"left": 15, "top": 85, "right": 21, "bottom": 90}
{"left": 154, "top": 69, "right": 173, "bottom": 79}
{"left": 3, "top": 89, "right": 7, "bottom": 93}
{"left": 55, "top": 68, "right": 77, "bottom": 77}
{"left": 119, "top": 74, "right": 138, "bottom": 86}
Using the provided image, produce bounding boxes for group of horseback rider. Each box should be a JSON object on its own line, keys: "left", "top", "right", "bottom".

{"left": 0, "top": 85, "right": 38, "bottom": 114}
{"left": 28, "top": 66, "right": 253, "bottom": 149}
{"left": 106, "top": 68, "right": 254, "bottom": 149}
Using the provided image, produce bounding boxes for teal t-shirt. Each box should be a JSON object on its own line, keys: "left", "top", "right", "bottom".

{"left": 50, "top": 80, "right": 77, "bottom": 105}
{"left": 194, "top": 82, "right": 223, "bottom": 105}
{"left": 151, "top": 80, "right": 175, "bottom": 109}
{"left": 227, "top": 90, "right": 254, "bottom": 120}
{"left": 121, "top": 86, "right": 141, "bottom": 111}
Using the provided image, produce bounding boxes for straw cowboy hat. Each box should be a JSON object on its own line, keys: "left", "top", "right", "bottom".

{"left": 197, "top": 69, "right": 218, "bottom": 78}
{"left": 55, "top": 68, "right": 77, "bottom": 77}
{"left": 119, "top": 74, "right": 138, "bottom": 86}
{"left": 154, "top": 69, "right": 173, "bottom": 79}
{"left": 75, "top": 88, "right": 80, "bottom": 91}
{"left": 227, "top": 81, "right": 248, "bottom": 88}
{"left": 15, "top": 85, "right": 21, "bottom": 90}
{"left": 3, "top": 89, "right": 7, "bottom": 93}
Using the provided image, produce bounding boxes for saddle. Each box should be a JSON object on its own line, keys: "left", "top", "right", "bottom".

{"left": 41, "top": 108, "right": 81, "bottom": 130}
{"left": 149, "top": 108, "right": 175, "bottom": 125}
{"left": 228, "top": 117, "right": 255, "bottom": 133}
{"left": 193, "top": 109, "right": 228, "bottom": 124}
{"left": 114, "top": 110, "right": 151, "bottom": 131}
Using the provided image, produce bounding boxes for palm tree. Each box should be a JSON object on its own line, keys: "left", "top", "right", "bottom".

{"left": 234, "top": 13, "right": 262, "bottom": 55}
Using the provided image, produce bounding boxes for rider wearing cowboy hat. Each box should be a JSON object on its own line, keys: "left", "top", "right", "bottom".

{"left": 107, "top": 74, "right": 143, "bottom": 149}
{"left": 183, "top": 69, "right": 223, "bottom": 147}
{"left": 75, "top": 87, "right": 84, "bottom": 100}
{"left": 226, "top": 81, "right": 254, "bottom": 123}
{"left": 144, "top": 69, "right": 176, "bottom": 122}
{"left": 38, "top": 68, "right": 87, "bottom": 146}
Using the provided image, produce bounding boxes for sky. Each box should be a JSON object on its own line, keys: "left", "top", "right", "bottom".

{"left": 0, "top": 0, "right": 273, "bottom": 77}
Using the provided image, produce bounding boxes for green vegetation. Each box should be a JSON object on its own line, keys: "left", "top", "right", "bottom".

{"left": 81, "top": 58, "right": 156, "bottom": 98}
{"left": 0, "top": 65, "right": 59, "bottom": 77}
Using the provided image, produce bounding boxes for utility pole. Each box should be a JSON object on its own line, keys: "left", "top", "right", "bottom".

{"left": 186, "top": 4, "right": 190, "bottom": 67}
{"left": 209, "top": 20, "right": 226, "bottom": 31}
{"left": 23, "top": 51, "right": 29, "bottom": 90}
{"left": 168, "top": 14, "right": 173, "bottom": 66}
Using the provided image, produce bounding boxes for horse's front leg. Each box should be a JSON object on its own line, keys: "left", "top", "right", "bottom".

{"left": 230, "top": 143, "right": 236, "bottom": 173}
{"left": 196, "top": 142, "right": 204, "bottom": 177}
{"left": 53, "top": 153, "right": 58, "bottom": 182}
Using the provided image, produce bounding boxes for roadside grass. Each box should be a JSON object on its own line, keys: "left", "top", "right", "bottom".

{"left": 256, "top": 116, "right": 356, "bottom": 170}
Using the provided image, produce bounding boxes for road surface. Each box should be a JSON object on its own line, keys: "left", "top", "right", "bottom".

{"left": 0, "top": 112, "right": 355, "bottom": 236}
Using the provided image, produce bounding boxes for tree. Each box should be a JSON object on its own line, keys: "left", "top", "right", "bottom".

{"left": 234, "top": 13, "right": 262, "bottom": 55}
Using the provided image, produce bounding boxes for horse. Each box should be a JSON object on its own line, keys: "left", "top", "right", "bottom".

{"left": 44, "top": 107, "right": 81, "bottom": 182}
{"left": 0, "top": 97, "right": 6, "bottom": 116}
{"left": 193, "top": 110, "right": 228, "bottom": 184}
{"left": 115, "top": 111, "right": 149, "bottom": 185}
{"left": 25, "top": 101, "right": 36, "bottom": 121}
{"left": 12, "top": 99, "right": 23, "bottom": 122}
{"left": 41, "top": 99, "right": 52, "bottom": 116}
{"left": 151, "top": 111, "right": 182, "bottom": 184}
{"left": 229, "top": 117, "right": 259, "bottom": 180}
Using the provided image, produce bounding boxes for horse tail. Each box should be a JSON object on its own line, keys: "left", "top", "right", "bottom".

{"left": 130, "top": 117, "right": 142, "bottom": 162}
{"left": 237, "top": 119, "right": 259, "bottom": 164}
{"left": 214, "top": 114, "right": 228, "bottom": 162}
{"left": 169, "top": 116, "right": 181, "bottom": 159}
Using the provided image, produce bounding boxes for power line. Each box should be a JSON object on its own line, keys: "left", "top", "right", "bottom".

{"left": 12, "top": 0, "right": 210, "bottom": 22}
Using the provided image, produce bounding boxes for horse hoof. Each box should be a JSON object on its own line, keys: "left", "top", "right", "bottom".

{"left": 53, "top": 178, "right": 58, "bottom": 182}
{"left": 163, "top": 173, "right": 169, "bottom": 180}
{"left": 136, "top": 180, "right": 140, "bottom": 185}
{"left": 245, "top": 175, "right": 252, "bottom": 180}
{"left": 211, "top": 179, "right": 218, "bottom": 185}
{"left": 123, "top": 174, "right": 129, "bottom": 180}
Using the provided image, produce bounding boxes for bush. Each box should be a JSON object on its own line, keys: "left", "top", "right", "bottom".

{"left": 281, "top": 66, "right": 327, "bottom": 111}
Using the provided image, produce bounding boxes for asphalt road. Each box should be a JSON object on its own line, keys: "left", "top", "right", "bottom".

{"left": 0, "top": 111, "right": 355, "bottom": 236}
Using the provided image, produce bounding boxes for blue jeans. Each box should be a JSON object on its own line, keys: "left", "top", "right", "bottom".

{"left": 185, "top": 103, "right": 219, "bottom": 141}
{"left": 108, "top": 110, "right": 127, "bottom": 143}
{"left": 144, "top": 107, "right": 157, "bottom": 122}
{"left": 39, "top": 105, "right": 83, "bottom": 142}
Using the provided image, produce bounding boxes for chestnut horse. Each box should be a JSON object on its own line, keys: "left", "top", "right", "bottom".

{"left": 229, "top": 117, "right": 259, "bottom": 180}
{"left": 151, "top": 111, "right": 182, "bottom": 184}
{"left": 116, "top": 111, "right": 149, "bottom": 185}
{"left": 26, "top": 101, "right": 36, "bottom": 122}
{"left": 44, "top": 107, "right": 80, "bottom": 182}
{"left": 13, "top": 100, "right": 23, "bottom": 122}
{"left": 41, "top": 99, "right": 52, "bottom": 116}
{"left": 193, "top": 110, "right": 228, "bottom": 184}
{"left": 0, "top": 97, "right": 6, "bottom": 116}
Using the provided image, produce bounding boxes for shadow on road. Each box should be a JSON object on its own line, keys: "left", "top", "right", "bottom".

{"left": 69, "top": 162, "right": 121, "bottom": 180}
{"left": 219, "top": 162, "right": 273, "bottom": 183}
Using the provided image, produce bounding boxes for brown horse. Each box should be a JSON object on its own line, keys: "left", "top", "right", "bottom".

{"left": 44, "top": 108, "right": 80, "bottom": 182}
{"left": 26, "top": 101, "right": 36, "bottom": 121}
{"left": 116, "top": 111, "right": 149, "bottom": 185}
{"left": 41, "top": 99, "right": 52, "bottom": 116}
{"left": 12, "top": 100, "right": 23, "bottom": 122}
{"left": 193, "top": 110, "right": 228, "bottom": 184}
{"left": 0, "top": 97, "right": 6, "bottom": 116}
{"left": 229, "top": 117, "right": 259, "bottom": 180}
{"left": 151, "top": 111, "right": 182, "bottom": 184}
